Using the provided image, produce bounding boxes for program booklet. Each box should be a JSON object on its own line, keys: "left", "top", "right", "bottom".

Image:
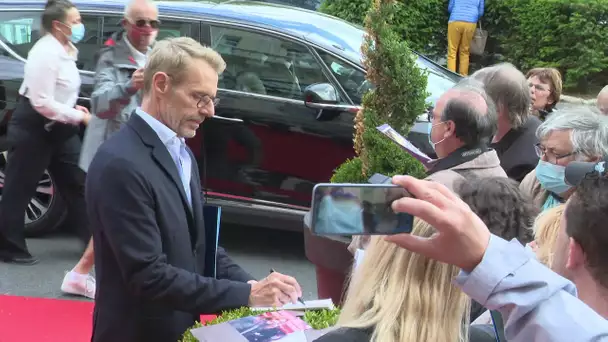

{"left": 376, "top": 124, "right": 432, "bottom": 166}
{"left": 191, "top": 310, "right": 317, "bottom": 342}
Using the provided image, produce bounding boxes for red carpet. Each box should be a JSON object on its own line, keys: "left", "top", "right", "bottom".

{"left": 0, "top": 295, "right": 216, "bottom": 342}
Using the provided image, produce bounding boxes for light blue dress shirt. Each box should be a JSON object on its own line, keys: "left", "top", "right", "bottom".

{"left": 455, "top": 235, "right": 608, "bottom": 341}
{"left": 135, "top": 107, "right": 192, "bottom": 206}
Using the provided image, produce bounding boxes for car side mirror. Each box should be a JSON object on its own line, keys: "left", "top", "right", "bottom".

{"left": 303, "top": 83, "right": 359, "bottom": 121}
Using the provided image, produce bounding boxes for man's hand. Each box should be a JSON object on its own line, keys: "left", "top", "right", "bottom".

{"left": 384, "top": 175, "right": 491, "bottom": 273}
{"left": 76, "top": 105, "right": 91, "bottom": 125}
{"left": 248, "top": 272, "right": 302, "bottom": 308}
{"left": 129, "top": 68, "right": 145, "bottom": 92}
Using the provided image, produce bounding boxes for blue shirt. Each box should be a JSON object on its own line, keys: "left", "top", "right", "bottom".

{"left": 455, "top": 235, "right": 608, "bottom": 341}
{"left": 135, "top": 107, "right": 192, "bottom": 206}
{"left": 448, "top": 0, "right": 484, "bottom": 23}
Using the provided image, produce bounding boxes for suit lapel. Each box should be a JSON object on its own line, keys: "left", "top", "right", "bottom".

{"left": 127, "top": 114, "right": 194, "bottom": 220}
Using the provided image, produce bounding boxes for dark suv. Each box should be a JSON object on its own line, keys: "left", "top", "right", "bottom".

{"left": 0, "top": 0, "right": 460, "bottom": 236}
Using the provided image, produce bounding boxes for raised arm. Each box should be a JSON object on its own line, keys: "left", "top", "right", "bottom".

{"left": 90, "top": 49, "right": 138, "bottom": 120}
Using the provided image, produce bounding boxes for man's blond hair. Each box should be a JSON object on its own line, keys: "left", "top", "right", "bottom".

{"left": 143, "top": 37, "right": 226, "bottom": 94}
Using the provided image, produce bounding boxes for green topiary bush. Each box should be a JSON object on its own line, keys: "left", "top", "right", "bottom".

{"left": 331, "top": 0, "right": 428, "bottom": 183}
{"left": 179, "top": 307, "right": 341, "bottom": 342}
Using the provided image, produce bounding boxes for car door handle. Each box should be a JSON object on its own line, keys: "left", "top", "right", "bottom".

{"left": 213, "top": 115, "right": 243, "bottom": 123}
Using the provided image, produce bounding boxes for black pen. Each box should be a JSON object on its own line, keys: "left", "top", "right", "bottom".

{"left": 270, "top": 268, "right": 306, "bottom": 305}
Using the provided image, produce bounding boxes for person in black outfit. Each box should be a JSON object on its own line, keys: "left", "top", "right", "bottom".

{"left": 0, "top": 0, "right": 92, "bottom": 265}
{"left": 471, "top": 63, "right": 541, "bottom": 182}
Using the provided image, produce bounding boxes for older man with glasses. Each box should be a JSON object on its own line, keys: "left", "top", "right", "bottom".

{"left": 519, "top": 108, "right": 608, "bottom": 211}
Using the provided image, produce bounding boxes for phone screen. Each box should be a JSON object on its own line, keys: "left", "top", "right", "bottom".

{"left": 310, "top": 184, "right": 413, "bottom": 236}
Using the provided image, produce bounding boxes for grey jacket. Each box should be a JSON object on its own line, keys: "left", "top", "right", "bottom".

{"left": 79, "top": 31, "right": 142, "bottom": 172}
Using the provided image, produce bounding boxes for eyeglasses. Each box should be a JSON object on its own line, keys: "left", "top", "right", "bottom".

{"left": 131, "top": 19, "right": 161, "bottom": 29}
{"left": 534, "top": 143, "right": 576, "bottom": 163}
{"left": 196, "top": 94, "right": 220, "bottom": 108}
{"left": 529, "top": 83, "right": 550, "bottom": 92}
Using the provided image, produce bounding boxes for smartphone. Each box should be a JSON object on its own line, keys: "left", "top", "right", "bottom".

{"left": 310, "top": 183, "right": 414, "bottom": 236}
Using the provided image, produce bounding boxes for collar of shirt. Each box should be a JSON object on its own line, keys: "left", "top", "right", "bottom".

{"left": 44, "top": 34, "right": 79, "bottom": 61}
{"left": 135, "top": 107, "right": 185, "bottom": 148}
{"left": 123, "top": 34, "right": 148, "bottom": 67}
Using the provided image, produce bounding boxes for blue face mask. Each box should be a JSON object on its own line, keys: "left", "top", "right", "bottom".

{"left": 66, "top": 23, "right": 85, "bottom": 44}
{"left": 535, "top": 160, "right": 572, "bottom": 194}
{"left": 314, "top": 195, "right": 364, "bottom": 235}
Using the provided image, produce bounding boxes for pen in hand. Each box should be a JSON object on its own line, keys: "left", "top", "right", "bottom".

{"left": 269, "top": 268, "right": 306, "bottom": 306}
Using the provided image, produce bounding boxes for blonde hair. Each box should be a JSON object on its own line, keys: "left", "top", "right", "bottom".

{"left": 338, "top": 219, "right": 470, "bottom": 342}
{"left": 533, "top": 204, "right": 565, "bottom": 268}
{"left": 143, "top": 37, "right": 226, "bottom": 93}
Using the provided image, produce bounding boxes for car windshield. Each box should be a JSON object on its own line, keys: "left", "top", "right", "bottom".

{"left": 309, "top": 26, "right": 460, "bottom": 105}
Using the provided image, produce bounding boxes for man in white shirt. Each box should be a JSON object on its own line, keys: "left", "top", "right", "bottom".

{"left": 62, "top": 0, "right": 159, "bottom": 299}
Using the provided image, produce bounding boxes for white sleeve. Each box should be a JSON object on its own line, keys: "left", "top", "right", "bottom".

{"left": 25, "top": 49, "right": 84, "bottom": 125}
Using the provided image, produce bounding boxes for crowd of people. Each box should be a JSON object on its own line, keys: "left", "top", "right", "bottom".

{"left": 342, "top": 47, "right": 608, "bottom": 342}
{"left": 0, "top": 0, "right": 607, "bottom": 341}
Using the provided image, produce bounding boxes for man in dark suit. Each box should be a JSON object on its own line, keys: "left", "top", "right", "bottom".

{"left": 86, "top": 37, "right": 303, "bottom": 342}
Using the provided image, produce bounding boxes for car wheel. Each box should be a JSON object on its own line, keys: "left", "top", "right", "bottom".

{"left": 0, "top": 152, "right": 67, "bottom": 237}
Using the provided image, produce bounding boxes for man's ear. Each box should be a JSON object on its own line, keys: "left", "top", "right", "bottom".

{"left": 445, "top": 120, "right": 456, "bottom": 139}
{"left": 566, "top": 237, "right": 585, "bottom": 271}
{"left": 152, "top": 72, "right": 169, "bottom": 94}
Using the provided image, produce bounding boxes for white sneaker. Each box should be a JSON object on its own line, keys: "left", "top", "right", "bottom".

{"left": 60, "top": 271, "right": 96, "bottom": 299}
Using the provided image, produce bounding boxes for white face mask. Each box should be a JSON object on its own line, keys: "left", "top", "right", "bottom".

{"left": 427, "top": 121, "right": 448, "bottom": 151}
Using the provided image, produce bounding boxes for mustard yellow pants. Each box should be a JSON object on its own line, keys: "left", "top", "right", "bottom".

{"left": 447, "top": 21, "right": 477, "bottom": 76}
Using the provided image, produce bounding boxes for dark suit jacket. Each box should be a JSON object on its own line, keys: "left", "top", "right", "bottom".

{"left": 86, "top": 113, "right": 254, "bottom": 342}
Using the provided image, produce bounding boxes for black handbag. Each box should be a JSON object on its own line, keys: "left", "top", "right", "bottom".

{"left": 10, "top": 94, "right": 80, "bottom": 144}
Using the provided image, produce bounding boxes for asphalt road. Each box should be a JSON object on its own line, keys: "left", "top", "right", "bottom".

{"left": 0, "top": 224, "right": 318, "bottom": 301}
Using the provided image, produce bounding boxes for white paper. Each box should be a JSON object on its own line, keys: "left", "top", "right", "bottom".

{"left": 252, "top": 298, "right": 335, "bottom": 312}
{"left": 277, "top": 331, "right": 307, "bottom": 341}
{"left": 354, "top": 249, "right": 365, "bottom": 269}
{"left": 376, "top": 124, "right": 432, "bottom": 165}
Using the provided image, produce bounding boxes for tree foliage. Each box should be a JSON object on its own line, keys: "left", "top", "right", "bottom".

{"left": 483, "top": 0, "right": 608, "bottom": 91}
{"left": 320, "top": 0, "right": 449, "bottom": 59}
{"left": 331, "top": 0, "right": 428, "bottom": 183}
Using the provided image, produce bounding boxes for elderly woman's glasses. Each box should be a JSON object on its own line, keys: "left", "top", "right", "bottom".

{"left": 534, "top": 143, "right": 576, "bottom": 163}
{"left": 529, "top": 83, "right": 550, "bottom": 92}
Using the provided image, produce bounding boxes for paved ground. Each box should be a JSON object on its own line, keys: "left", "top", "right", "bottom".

{"left": 0, "top": 224, "right": 318, "bottom": 301}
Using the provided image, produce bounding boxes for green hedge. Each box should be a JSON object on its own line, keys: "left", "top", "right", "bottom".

{"left": 321, "top": 0, "right": 608, "bottom": 91}
{"left": 483, "top": 0, "right": 608, "bottom": 91}
{"left": 320, "top": 0, "right": 449, "bottom": 59}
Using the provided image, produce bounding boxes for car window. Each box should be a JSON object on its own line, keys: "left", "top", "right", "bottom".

{"left": 317, "top": 49, "right": 458, "bottom": 105}
{"left": 316, "top": 50, "right": 369, "bottom": 104}
{"left": 0, "top": 12, "right": 101, "bottom": 70}
{"left": 210, "top": 25, "right": 333, "bottom": 101}
{"left": 101, "top": 16, "right": 194, "bottom": 43}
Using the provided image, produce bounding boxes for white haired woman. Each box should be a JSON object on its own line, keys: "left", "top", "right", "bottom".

{"left": 520, "top": 108, "right": 608, "bottom": 211}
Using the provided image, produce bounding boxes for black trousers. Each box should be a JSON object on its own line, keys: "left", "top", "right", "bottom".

{"left": 0, "top": 130, "right": 90, "bottom": 258}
